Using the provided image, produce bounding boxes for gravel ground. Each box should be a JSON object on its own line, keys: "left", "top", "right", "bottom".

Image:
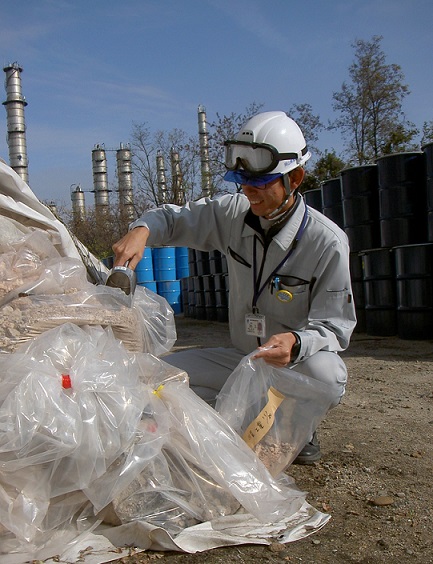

{"left": 111, "top": 317, "right": 433, "bottom": 564}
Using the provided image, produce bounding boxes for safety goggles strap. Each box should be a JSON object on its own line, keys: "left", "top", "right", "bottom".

{"left": 277, "top": 146, "right": 309, "bottom": 161}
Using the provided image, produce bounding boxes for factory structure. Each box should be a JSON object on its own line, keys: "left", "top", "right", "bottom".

{"left": 2, "top": 62, "right": 29, "bottom": 184}
{"left": 2, "top": 63, "right": 213, "bottom": 223}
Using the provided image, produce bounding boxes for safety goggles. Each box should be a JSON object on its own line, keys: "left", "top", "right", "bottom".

{"left": 224, "top": 170, "right": 282, "bottom": 187}
{"left": 224, "top": 140, "right": 307, "bottom": 176}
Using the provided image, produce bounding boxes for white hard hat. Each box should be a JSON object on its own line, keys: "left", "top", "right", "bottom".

{"left": 224, "top": 111, "right": 311, "bottom": 177}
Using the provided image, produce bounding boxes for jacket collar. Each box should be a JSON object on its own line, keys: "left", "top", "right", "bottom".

{"left": 241, "top": 194, "right": 306, "bottom": 250}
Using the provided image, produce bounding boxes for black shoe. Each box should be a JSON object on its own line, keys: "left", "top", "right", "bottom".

{"left": 293, "top": 432, "right": 321, "bottom": 465}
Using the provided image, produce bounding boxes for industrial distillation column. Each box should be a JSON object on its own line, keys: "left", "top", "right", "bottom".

{"left": 197, "top": 104, "right": 211, "bottom": 198}
{"left": 2, "top": 62, "right": 29, "bottom": 183}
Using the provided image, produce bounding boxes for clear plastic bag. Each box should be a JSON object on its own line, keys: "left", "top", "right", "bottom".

{"left": 107, "top": 444, "right": 242, "bottom": 536}
{"left": 152, "top": 377, "right": 306, "bottom": 524}
{"left": 95, "top": 355, "right": 218, "bottom": 533}
{"left": 0, "top": 323, "right": 146, "bottom": 542}
{"left": 98, "top": 352, "right": 307, "bottom": 531}
{"left": 84, "top": 390, "right": 172, "bottom": 514}
{"left": 0, "top": 215, "right": 31, "bottom": 249}
{"left": 0, "top": 283, "right": 176, "bottom": 355}
{"left": 129, "top": 284, "right": 177, "bottom": 356}
{"left": 0, "top": 231, "right": 83, "bottom": 304}
{"left": 0, "top": 325, "right": 309, "bottom": 550}
{"left": 0, "top": 226, "right": 176, "bottom": 355}
{"left": 215, "top": 351, "right": 336, "bottom": 477}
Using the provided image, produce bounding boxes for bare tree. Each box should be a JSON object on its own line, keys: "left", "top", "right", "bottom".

{"left": 54, "top": 204, "right": 116, "bottom": 261}
{"left": 332, "top": 36, "right": 418, "bottom": 164}
{"left": 131, "top": 103, "right": 268, "bottom": 203}
{"left": 130, "top": 102, "right": 327, "bottom": 206}
{"left": 130, "top": 123, "right": 202, "bottom": 208}
{"left": 422, "top": 120, "right": 433, "bottom": 146}
{"left": 288, "top": 103, "right": 324, "bottom": 158}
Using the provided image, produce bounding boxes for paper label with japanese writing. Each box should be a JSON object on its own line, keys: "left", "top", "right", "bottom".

{"left": 242, "top": 386, "right": 285, "bottom": 448}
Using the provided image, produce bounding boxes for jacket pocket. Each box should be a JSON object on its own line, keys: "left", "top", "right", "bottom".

{"left": 227, "top": 246, "right": 251, "bottom": 268}
{"left": 271, "top": 281, "right": 310, "bottom": 329}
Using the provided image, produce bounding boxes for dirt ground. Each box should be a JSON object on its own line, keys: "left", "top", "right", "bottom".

{"left": 113, "top": 316, "right": 433, "bottom": 564}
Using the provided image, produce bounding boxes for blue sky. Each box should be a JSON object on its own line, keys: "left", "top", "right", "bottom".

{"left": 1, "top": 0, "right": 432, "bottom": 205}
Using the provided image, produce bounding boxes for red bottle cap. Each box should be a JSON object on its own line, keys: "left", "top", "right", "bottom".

{"left": 62, "top": 374, "right": 72, "bottom": 389}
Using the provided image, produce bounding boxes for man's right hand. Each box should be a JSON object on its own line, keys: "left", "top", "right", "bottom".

{"left": 112, "top": 226, "right": 150, "bottom": 269}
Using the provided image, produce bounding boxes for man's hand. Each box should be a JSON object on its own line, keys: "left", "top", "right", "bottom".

{"left": 112, "top": 226, "right": 150, "bottom": 269}
{"left": 252, "top": 332, "right": 299, "bottom": 367}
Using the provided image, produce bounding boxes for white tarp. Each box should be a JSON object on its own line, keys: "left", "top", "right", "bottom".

{"left": 2, "top": 503, "right": 330, "bottom": 564}
{"left": 0, "top": 161, "right": 108, "bottom": 281}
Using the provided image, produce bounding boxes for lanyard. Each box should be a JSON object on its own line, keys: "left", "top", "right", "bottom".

{"left": 252, "top": 206, "right": 308, "bottom": 312}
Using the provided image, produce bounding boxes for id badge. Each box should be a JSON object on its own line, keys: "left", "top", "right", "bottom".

{"left": 245, "top": 313, "right": 266, "bottom": 338}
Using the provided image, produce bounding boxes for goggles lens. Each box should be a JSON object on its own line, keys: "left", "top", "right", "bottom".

{"left": 224, "top": 140, "right": 277, "bottom": 175}
{"left": 224, "top": 140, "right": 308, "bottom": 176}
{"left": 224, "top": 170, "right": 282, "bottom": 187}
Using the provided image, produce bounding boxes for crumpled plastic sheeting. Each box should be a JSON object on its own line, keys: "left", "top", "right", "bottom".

{"left": 0, "top": 324, "right": 330, "bottom": 563}
{"left": 154, "top": 381, "right": 306, "bottom": 524}
{"left": 0, "top": 207, "right": 176, "bottom": 356}
{"left": 0, "top": 281, "right": 176, "bottom": 356}
{"left": 1, "top": 500, "right": 330, "bottom": 564}
{"left": 0, "top": 230, "right": 90, "bottom": 307}
{"left": 0, "top": 324, "right": 152, "bottom": 543}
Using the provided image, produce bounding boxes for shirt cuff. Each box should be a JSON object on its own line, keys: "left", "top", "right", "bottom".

{"left": 290, "top": 332, "right": 301, "bottom": 362}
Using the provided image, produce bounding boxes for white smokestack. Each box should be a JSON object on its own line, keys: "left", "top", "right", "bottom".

{"left": 170, "top": 147, "right": 185, "bottom": 205}
{"left": 198, "top": 104, "right": 211, "bottom": 198}
{"left": 91, "top": 144, "right": 110, "bottom": 213}
{"left": 116, "top": 143, "right": 134, "bottom": 221}
{"left": 2, "top": 62, "right": 29, "bottom": 183}
{"left": 156, "top": 149, "right": 168, "bottom": 205}
{"left": 71, "top": 184, "right": 86, "bottom": 222}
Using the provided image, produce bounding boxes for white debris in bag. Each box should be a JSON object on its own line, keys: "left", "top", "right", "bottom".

{"left": 0, "top": 293, "right": 142, "bottom": 353}
{"left": 0, "top": 284, "right": 176, "bottom": 355}
{"left": 216, "top": 353, "right": 335, "bottom": 477}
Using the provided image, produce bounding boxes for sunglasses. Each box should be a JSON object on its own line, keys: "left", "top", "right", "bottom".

{"left": 224, "top": 169, "right": 283, "bottom": 188}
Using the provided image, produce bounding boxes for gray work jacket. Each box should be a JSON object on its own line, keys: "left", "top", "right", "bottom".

{"left": 130, "top": 193, "right": 357, "bottom": 361}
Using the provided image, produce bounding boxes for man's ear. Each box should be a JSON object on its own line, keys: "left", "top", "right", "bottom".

{"left": 289, "top": 167, "right": 305, "bottom": 190}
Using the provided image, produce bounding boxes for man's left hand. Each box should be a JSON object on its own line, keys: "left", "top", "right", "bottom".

{"left": 252, "top": 332, "right": 298, "bottom": 367}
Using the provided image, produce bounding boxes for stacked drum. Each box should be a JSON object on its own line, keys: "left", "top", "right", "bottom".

{"left": 340, "top": 165, "right": 381, "bottom": 252}
{"left": 321, "top": 178, "right": 344, "bottom": 229}
{"left": 132, "top": 147, "right": 433, "bottom": 339}
{"left": 181, "top": 250, "right": 229, "bottom": 322}
{"left": 303, "top": 147, "right": 433, "bottom": 339}
{"left": 136, "top": 247, "right": 185, "bottom": 314}
{"left": 422, "top": 141, "right": 433, "bottom": 241}
{"left": 376, "top": 152, "right": 427, "bottom": 248}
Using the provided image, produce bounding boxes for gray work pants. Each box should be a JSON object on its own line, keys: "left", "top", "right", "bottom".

{"left": 163, "top": 347, "right": 348, "bottom": 408}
